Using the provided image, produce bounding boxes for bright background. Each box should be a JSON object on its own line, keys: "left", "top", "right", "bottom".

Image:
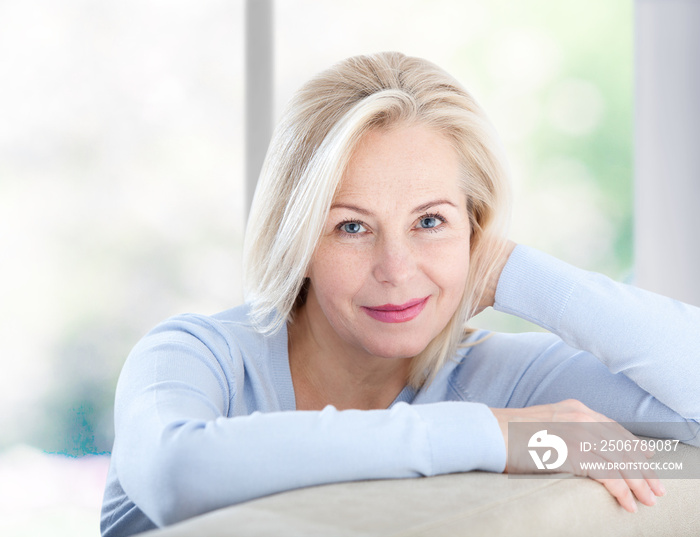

{"left": 0, "top": 1, "right": 633, "bottom": 535}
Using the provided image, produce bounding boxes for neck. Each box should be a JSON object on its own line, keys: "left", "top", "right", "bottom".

{"left": 287, "top": 303, "right": 411, "bottom": 411}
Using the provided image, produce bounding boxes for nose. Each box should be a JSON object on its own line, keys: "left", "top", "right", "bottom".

{"left": 372, "top": 235, "right": 417, "bottom": 286}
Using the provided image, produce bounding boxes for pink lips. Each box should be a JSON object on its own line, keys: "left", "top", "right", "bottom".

{"left": 362, "top": 297, "right": 430, "bottom": 324}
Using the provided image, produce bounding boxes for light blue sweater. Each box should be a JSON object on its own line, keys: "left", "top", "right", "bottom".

{"left": 100, "top": 246, "right": 700, "bottom": 536}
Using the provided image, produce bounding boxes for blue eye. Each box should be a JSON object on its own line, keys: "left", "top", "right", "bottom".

{"left": 341, "top": 221, "right": 365, "bottom": 234}
{"left": 418, "top": 216, "right": 441, "bottom": 229}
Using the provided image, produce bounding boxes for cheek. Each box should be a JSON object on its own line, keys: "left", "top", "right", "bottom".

{"left": 422, "top": 238, "right": 471, "bottom": 293}
{"left": 308, "top": 242, "right": 371, "bottom": 306}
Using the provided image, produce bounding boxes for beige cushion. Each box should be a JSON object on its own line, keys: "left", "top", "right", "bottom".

{"left": 142, "top": 442, "right": 700, "bottom": 536}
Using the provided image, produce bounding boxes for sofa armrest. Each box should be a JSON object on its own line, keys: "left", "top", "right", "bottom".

{"left": 141, "top": 441, "right": 700, "bottom": 536}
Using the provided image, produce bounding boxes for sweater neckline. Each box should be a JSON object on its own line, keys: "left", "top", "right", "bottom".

{"left": 269, "top": 321, "right": 297, "bottom": 411}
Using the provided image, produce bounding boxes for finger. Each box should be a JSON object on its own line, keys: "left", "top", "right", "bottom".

{"left": 650, "top": 478, "right": 666, "bottom": 497}
{"left": 591, "top": 451, "right": 661, "bottom": 505}
{"left": 612, "top": 462, "right": 660, "bottom": 507}
{"left": 624, "top": 477, "right": 657, "bottom": 507}
{"left": 597, "top": 478, "right": 638, "bottom": 513}
{"left": 640, "top": 468, "right": 662, "bottom": 496}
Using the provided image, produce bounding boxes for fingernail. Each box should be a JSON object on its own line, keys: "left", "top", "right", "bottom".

{"left": 659, "top": 483, "right": 667, "bottom": 496}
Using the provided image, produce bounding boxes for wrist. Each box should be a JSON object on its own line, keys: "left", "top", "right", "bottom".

{"left": 479, "top": 240, "right": 517, "bottom": 312}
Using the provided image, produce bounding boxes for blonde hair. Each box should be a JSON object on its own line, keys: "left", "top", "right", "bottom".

{"left": 243, "top": 52, "right": 511, "bottom": 388}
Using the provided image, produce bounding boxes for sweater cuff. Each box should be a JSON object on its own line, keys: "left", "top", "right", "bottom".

{"left": 415, "top": 402, "right": 506, "bottom": 475}
{"left": 494, "top": 245, "right": 586, "bottom": 332}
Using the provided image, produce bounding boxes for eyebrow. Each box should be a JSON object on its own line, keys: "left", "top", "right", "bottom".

{"left": 413, "top": 199, "right": 458, "bottom": 213}
{"left": 330, "top": 199, "right": 458, "bottom": 215}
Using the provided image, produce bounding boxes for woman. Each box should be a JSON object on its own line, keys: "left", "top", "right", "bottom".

{"left": 101, "top": 52, "right": 700, "bottom": 536}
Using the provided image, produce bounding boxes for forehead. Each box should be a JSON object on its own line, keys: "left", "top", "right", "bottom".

{"left": 336, "top": 124, "right": 463, "bottom": 203}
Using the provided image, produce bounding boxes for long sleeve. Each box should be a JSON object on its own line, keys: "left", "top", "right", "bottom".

{"left": 104, "top": 312, "right": 505, "bottom": 533}
{"left": 468, "top": 245, "right": 700, "bottom": 440}
{"left": 103, "top": 246, "right": 700, "bottom": 536}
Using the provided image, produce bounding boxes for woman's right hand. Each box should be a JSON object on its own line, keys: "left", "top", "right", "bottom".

{"left": 490, "top": 399, "right": 666, "bottom": 513}
{"left": 473, "top": 239, "right": 517, "bottom": 316}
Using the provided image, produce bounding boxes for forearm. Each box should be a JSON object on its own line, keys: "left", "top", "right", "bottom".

{"left": 115, "top": 400, "right": 505, "bottom": 527}
{"left": 494, "top": 245, "right": 700, "bottom": 420}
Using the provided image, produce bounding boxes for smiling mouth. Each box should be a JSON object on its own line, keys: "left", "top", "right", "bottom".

{"left": 362, "top": 297, "right": 430, "bottom": 324}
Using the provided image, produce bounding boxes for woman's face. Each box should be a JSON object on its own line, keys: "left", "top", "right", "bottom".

{"left": 304, "top": 123, "right": 472, "bottom": 360}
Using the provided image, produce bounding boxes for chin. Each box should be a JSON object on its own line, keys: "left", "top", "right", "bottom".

{"left": 361, "top": 336, "right": 431, "bottom": 360}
